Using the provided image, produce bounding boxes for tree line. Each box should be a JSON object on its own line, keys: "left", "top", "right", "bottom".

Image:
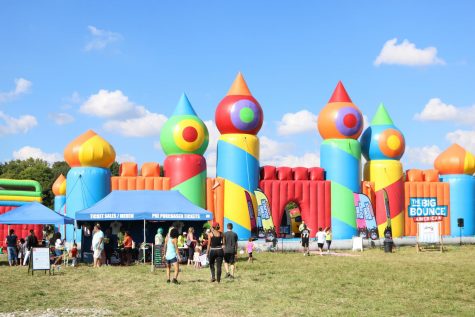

{"left": 0, "top": 159, "right": 120, "bottom": 209}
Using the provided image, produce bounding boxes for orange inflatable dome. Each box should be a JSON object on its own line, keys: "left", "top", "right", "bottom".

{"left": 434, "top": 144, "right": 475, "bottom": 175}
{"left": 64, "top": 130, "right": 116, "bottom": 168}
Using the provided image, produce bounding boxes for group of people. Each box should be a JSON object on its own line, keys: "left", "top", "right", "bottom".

{"left": 89, "top": 223, "right": 135, "bottom": 267}
{"left": 299, "top": 221, "right": 332, "bottom": 256}
{"left": 163, "top": 221, "right": 253, "bottom": 284}
{"left": 4, "top": 228, "right": 79, "bottom": 268}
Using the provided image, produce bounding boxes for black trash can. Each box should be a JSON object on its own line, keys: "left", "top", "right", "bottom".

{"left": 384, "top": 240, "right": 393, "bottom": 253}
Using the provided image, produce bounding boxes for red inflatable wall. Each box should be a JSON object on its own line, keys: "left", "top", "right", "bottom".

{"left": 0, "top": 205, "right": 43, "bottom": 249}
{"left": 259, "top": 166, "right": 331, "bottom": 235}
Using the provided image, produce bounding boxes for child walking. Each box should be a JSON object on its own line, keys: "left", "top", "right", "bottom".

{"left": 193, "top": 246, "right": 201, "bottom": 269}
{"left": 246, "top": 238, "right": 254, "bottom": 263}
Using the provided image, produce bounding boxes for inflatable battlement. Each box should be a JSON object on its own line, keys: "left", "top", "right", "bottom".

{"left": 260, "top": 166, "right": 325, "bottom": 181}
{"left": 405, "top": 169, "right": 440, "bottom": 182}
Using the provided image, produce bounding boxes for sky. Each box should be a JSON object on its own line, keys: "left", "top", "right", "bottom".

{"left": 1, "top": 1, "right": 474, "bottom": 176}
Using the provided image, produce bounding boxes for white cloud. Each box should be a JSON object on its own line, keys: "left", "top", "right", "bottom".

{"left": 204, "top": 120, "right": 220, "bottom": 152}
{"left": 414, "top": 98, "right": 475, "bottom": 124}
{"left": 85, "top": 26, "right": 122, "bottom": 51}
{"left": 81, "top": 89, "right": 168, "bottom": 137}
{"left": 13, "top": 146, "right": 62, "bottom": 164}
{"left": 116, "top": 153, "right": 137, "bottom": 163}
{"left": 260, "top": 136, "right": 287, "bottom": 161}
{"left": 277, "top": 110, "right": 317, "bottom": 135}
{"left": 103, "top": 111, "right": 167, "bottom": 137}
{"left": 263, "top": 153, "right": 320, "bottom": 168}
{"left": 206, "top": 151, "right": 216, "bottom": 178}
{"left": 0, "top": 111, "right": 37, "bottom": 135}
{"left": 374, "top": 38, "right": 445, "bottom": 66}
{"left": 446, "top": 130, "right": 475, "bottom": 154}
{"left": 80, "top": 89, "right": 140, "bottom": 118}
{"left": 0, "top": 78, "right": 32, "bottom": 103}
{"left": 49, "top": 113, "right": 75, "bottom": 125}
{"left": 404, "top": 145, "right": 441, "bottom": 167}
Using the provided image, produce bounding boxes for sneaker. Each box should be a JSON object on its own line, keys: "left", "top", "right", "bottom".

{"left": 172, "top": 278, "right": 179, "bottom": 284}
{"left": 225, "top": 273, "right": 231, "bottom": 279}
{"left": 210, "top": 278, "right": 216, "bottom": 283}
{"left": 166, "top": 279, "right": 170, "bottom": 283}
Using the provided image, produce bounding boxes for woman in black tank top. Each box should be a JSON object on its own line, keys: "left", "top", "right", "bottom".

{"left": 207, "top": 222, "right": 224, "bottom": 283}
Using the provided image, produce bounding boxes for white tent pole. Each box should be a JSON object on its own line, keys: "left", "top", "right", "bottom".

{"left": 143, "top": 220, "right": 146, "bottom": 264}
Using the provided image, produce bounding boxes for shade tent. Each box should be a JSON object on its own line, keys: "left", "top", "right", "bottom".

{"left": 0, "top": 202, "right": 75, "bottom": 225}
{"left": 75, "top": 190, "right": 213, "bottom": 221}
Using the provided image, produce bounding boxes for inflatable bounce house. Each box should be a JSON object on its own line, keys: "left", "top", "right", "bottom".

{"left": 2, "top": 73, "right": 474, "bottom": 244}
{"left": 0, "top": 179, "right": 44, "bottom": 248}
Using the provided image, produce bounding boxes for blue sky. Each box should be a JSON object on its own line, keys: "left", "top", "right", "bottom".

{"left": 1, "top": 1, "right": 474, "bottom": 176}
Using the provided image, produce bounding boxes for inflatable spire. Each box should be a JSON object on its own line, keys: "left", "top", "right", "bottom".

{"left": 160, "top": 93, "right": 209, "bottom": 207}
{"left": 52, "top": 174, "right": 67, "bottom": 238}
{"left": 215, "top": 73, "right": 263, "bottom": 239}
{"left": 318, "top": 81, "right": 363, "bottom": 239}
{"left": 361, "top": 103, "right": 406, "bottom": 237}
{"left": 64, "top": 130, "right": 115, "bottom": 243}
{"left": 436, "top": 144, "right": 475, "bottom": 236}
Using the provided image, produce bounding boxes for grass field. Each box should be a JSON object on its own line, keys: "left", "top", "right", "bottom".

{"left": 1, "top": 245, "right": 475, "bottom": 317}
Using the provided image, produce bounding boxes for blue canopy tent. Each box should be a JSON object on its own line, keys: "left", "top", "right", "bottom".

{"left": 0, "top": 202, "right": 75, "bottom": 225}
{"left": 75, "top": 190, "right": 213, "bottom": 249}
{"left": 75, "top": 190, "right": 213, "bottom": 221}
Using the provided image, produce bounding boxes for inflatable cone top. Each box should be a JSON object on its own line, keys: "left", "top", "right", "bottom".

{"left": 435, "top": 144, "right": 475, "bottom": 175}
{"left": 361, "top": 103, "right": 405, "bottom": 160}
{"left": 318, "top": 81, "right": 363, "bottom": 140}
{"left": 64, "top": 130, "right": 116, "bottom": 168}
{"left": 160, "top": 93, "right": 209, "bottom": 156}
{"left": 52, "top": 174, "right": 66, "bottom": 196}
{"left": 215, "top": 72, "right": 263, "bottom": 135}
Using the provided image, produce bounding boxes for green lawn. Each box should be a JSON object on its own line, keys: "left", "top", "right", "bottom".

{"left": 1, "top": 245, "right": 474, "bottom": 317}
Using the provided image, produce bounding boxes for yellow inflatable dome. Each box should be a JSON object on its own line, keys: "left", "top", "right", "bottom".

{"left": 64, "top": 130, "right": 116, "bottom": 168}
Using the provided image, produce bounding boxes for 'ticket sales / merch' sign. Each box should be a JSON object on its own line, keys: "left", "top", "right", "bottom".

{"left": 408, "top": 198, "right": 448, "bottom": 222}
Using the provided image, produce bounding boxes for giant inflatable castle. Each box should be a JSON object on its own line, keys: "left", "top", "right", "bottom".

{"left": 2, "top": 73, "right": 474, "bottom": 245}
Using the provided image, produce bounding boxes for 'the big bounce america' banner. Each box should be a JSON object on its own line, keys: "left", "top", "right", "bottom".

{"left": 408, "top": 198, "right": 448, "bottom": 222}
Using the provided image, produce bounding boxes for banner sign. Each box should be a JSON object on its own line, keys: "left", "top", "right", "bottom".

{"left": 408, "top": 198, "right": 448, "bottom": 222}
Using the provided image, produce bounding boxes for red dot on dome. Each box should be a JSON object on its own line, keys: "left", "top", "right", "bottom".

{"left": 343, "top": 114, "right": 357, "bottom": 128}
{"left": 182, "top": 126, "right": 198, "bottom": 142}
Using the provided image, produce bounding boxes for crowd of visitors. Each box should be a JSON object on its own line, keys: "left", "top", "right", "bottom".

{"left": 4, "top": 228, "right": 40, "bottom": 266}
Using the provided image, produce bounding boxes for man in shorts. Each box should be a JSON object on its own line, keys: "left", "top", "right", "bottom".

{"left": 301, "top": 224, "right": 310, "bottom": 256}
{"left": 92, "top": 224, "right": 104, "bottom": 268}
{"left": 316, "top": 227, "right": 327, "bottom": 256}
{"left": 223, "top": 223, "right": 238, "bottom": 279}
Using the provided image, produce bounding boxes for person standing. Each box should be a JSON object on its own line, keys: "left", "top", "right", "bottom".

{"left": 164, "top": 226, "right": 181, "bottom": 284}
{"left": 301, "top": 224, "right": 311, "bottom": 256}
{"left": 223, "top": 223, "right": 238, "bottom": 279}
{"left": 316, "top": 227, "right": 326, "bottom": 256}
{"left": 24, "top": 229, "right": 38, "bottom": 266}
{"left": 123, "top": 231, "right": 133, "bottom": 266}
{"left": 298, "top": 220, "right": 306, "bottom": 233}
{"left": 5, "top": 229, "right": 18, "bottom": 266}
{"left": 186, "top": 227, "right": 196, "bottom": 266}
{"left": 92, "top": 224, "right": 104, "bottom": 268}
{"left": 325, "top": 227, "right": 332, "bottom": 253}
{"left": 103, "top": 228, "right": 113, "bottom": 266}
{"left": 155, "top": 228, "right": 164, "bottom": 246}
{"left": 207, "top": 221, "right": 224, "bottom": 283}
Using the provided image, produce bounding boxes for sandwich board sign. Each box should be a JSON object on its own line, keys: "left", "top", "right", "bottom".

{"left": 30, "top": 247, "right": 51, "bottom": 275}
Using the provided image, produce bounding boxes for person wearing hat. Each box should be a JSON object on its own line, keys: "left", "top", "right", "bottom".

{"left": 155, "top": 228, "right": 164, "bottom": 246}
{"left": 206, "top": 221, "right": 224, "bottom": 283}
